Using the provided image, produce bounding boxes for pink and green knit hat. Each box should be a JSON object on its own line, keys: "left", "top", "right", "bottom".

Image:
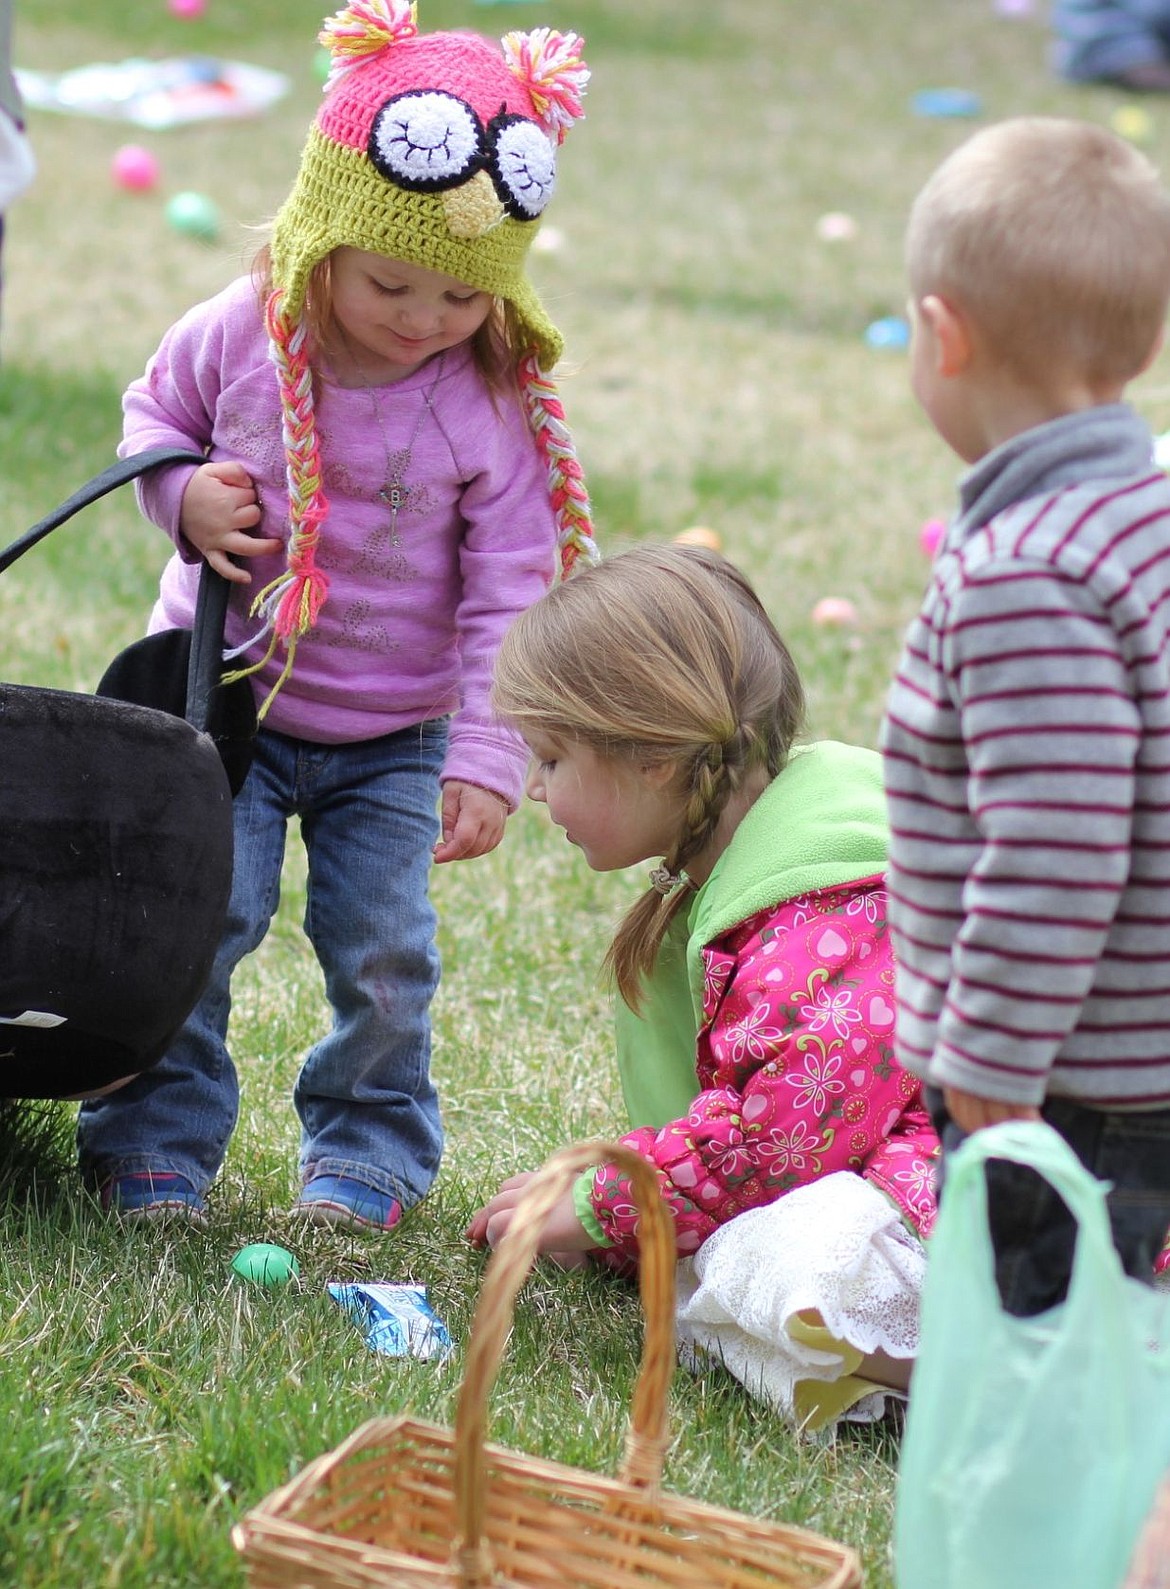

{"left": 241, "top": 0, "right": 594, "bottom": 708}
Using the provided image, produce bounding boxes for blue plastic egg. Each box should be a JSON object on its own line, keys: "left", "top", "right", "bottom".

{"left": 864, "top": 316, "right": 910, "bottom": 351}
{"left": 911, "top": 88, "right": 984, "bottom": 119}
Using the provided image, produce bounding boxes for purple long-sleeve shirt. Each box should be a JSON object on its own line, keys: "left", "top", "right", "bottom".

{"left": 119, "top": 274, "right": 558, "bottom": 806}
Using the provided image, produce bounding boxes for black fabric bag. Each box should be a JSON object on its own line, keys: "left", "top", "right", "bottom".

{"left": 0, "top": 448, "right": 257, "bottom": 1098}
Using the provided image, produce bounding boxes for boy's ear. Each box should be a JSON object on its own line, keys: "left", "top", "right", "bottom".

{"left": 919, "top": 293, "right": 973, "bottom": 378}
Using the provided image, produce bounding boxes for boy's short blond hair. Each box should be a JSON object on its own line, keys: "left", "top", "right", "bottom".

{"left": 906, "top": 116, "right": 1170, "bottom": 388}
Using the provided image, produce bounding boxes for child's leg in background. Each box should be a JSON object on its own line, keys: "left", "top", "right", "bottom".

{"left": 928, "top": 1087, "right": 1170, "bottom": 1316}
{"left": 76, "top": 733, "right": 293, "bottom": 1206}
{"left": 292, "top": 719, "right": 446, "bottom": 1212}
{"left": 1052, "top": 0, "right": 1170, "bottom": 83}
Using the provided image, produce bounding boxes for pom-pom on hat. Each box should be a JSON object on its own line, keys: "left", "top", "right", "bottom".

{"left": 237, "top": 0, "right": 594, "bottom": 712}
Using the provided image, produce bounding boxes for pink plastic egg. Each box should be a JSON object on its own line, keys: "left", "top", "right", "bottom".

{"left": 111, "top": 145, "right": 161, "bottom": 192}
{"left": 811, "top": 596, "right": 858, "bottom": 627}
{"left": 168, "top": 0, "right": 207, "bottom": 16}
{"left": 919, "top": 517, "right": 946, "bottom": 557}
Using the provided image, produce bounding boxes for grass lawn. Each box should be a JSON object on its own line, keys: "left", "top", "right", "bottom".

{"left": 4, "top": 1, "right": 1170, "bottom": 1584}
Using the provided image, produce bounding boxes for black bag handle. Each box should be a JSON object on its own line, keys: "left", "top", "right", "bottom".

{"left": 0, "top": 447, "right": 233, "bottom": 735}
{"left": 0, "top": 446, "right": 208, "bottom": 574}
{"left": 185, "top": 537, "right": 232, "bottom": 736}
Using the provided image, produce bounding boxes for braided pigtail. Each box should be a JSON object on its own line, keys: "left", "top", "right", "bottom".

{"left": 222, "top": 288, "right": 330, "bottom": 717}
{"left": 518, "top": 351, "right": 597, "bottom": 574}
{"left": 605, "top": 732, "right": 750, "bottom": 1009}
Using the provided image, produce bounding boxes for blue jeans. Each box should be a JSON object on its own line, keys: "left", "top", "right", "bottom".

{"left": 77, "top": 721, "right": 447, "bottom": 1207}
{"left": 928, "top": 1087, "right": 1170, "bottom": 1317}
{"left": 1052, "top": 0, "right": 1170, "bottom": 81}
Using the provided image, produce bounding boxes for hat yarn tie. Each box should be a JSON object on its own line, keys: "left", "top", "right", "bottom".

{"left": 222, "top": 289, "right": 331, "bottom": 713}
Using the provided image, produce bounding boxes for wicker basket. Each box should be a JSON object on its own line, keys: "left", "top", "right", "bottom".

{"left": 232, "top": 1141, "right": 863, "bottom": 1589}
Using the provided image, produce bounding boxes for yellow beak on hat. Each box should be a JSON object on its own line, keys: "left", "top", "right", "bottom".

{"left": 442, "top": 170, "right": 507, "bottom": 240}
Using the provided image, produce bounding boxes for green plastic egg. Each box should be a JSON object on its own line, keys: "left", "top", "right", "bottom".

{"left": 165, "top": 190, "right": 221, "bottom": 243}
{"left": 230, "top": 1242, "right": 299, "bottom": 1287}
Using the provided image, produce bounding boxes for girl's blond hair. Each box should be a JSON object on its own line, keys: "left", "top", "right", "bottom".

{"left": 492, "top": 544, "right": 806, "bottom": 1008}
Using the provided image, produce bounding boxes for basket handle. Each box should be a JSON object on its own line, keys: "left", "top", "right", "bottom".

{"left": 0, "top": 447, "right": 207, "bottom": 575}
{"left": 452, "top": 1140, "right": 678, "bottom": 1586}
{"left": 1, "top": 447, "right": 237, "bottom": 737}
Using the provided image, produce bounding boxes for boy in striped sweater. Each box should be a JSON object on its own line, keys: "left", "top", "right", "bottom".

{"left": 881, "top": 116, "right": 1170, "bottom": 1315}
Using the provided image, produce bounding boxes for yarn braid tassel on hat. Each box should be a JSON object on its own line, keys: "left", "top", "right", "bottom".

{"left": 519, "top": 352, "right": 597, "bottom": 573}
{"left": 221, "top": 289, "right": 331, "bottom": 717}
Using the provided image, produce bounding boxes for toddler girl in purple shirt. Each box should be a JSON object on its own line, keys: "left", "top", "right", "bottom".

{"left": 77, "top": 0, "right": 593, "bottom": 1231}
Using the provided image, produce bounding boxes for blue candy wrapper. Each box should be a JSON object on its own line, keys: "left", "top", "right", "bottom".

{"left": 328, "top": 1282, "right": 454, "bottom": 1362}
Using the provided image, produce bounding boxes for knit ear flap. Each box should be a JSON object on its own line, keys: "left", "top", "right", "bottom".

{"left": 318, "top": 0, "right": 418, "bottom": 90}
{"left": 502, "top": 28, "right": 589, "bottom": 145}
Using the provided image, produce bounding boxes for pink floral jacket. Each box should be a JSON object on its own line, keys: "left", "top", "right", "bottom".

{"left": 589, "top": 880, "right": 939, "bottom": 1262}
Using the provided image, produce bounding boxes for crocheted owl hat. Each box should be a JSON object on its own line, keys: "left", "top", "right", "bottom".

{"left": 242, "top": 0, "right": 594, "bottom": 707}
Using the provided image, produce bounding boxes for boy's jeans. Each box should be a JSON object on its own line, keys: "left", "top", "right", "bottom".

{"left": 928, "top": 1087, "right": 1170, "bottom": 1317}
{"left": 1052, "top": 0, "right": 1170, "bottom": 82}
{"left": 78, "top": 721, "right": 447, "bottom": 1208}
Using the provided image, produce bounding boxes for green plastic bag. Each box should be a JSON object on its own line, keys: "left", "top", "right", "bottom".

{"left": 895, "top": 1120, "right": 1170, "bottom": 1589}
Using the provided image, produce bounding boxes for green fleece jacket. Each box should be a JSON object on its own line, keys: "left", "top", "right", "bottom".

{"left": 575, "top": 740, "right": 891, "bottom": 1238}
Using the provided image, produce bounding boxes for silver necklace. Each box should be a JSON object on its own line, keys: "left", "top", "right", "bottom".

{"left": 335, "top": 339, "right": 444, "bottom": 547}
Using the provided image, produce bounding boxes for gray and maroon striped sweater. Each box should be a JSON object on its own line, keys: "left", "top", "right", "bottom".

{"left": 881, "top": 404, "right": 1170, "bottom": 1109}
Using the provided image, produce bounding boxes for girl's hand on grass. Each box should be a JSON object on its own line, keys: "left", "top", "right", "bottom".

{"left": 179, "top": 460, "right": 283, "bottom": 582}
{"left": 466, "top": 1172, "right": 593, "bottom": 1261}
{"left": 943, "top": 1084, "right": 1042, "bottom": 1134}
{"left": 434, "top": 781, "right": 507, "bottom": 863}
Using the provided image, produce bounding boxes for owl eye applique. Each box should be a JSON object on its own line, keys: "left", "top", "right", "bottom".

{"left": 488, "top": 113, "right": 557, "bottom": 218}
{"left": 369, "top": 91, "right": 486, "bottom": 188}
{"left": 368, "top": 91, "right": 557, "bottom": 221}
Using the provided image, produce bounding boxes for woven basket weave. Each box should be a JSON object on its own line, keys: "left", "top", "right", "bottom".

{"left": 232, "top": 1141, "right": 863, "bottom": 1589}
